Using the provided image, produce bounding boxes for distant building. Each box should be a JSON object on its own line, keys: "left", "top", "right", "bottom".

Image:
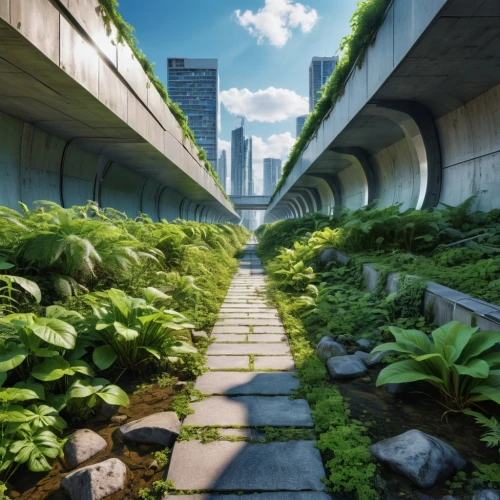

{"left": 167, "top": 58, "right": 218, "bottom": 171}
{"left": 231, "top": 118, "right": 253, "bottom": 196}
{"left": 309, "top": 56, "right": 338, "bottom": 112}
{"left": 263, "top": 158, "right": 282, "bottom": 196}
{"left": 218, "top": 149, "right": 227, "bottom": 191}
{"left": 296, "top": 114, "right": 308, "bottom": 137}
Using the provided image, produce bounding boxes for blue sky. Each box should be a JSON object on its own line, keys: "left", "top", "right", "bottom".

{"left": 116, "top": 0, "right": 359, "bottom": 192}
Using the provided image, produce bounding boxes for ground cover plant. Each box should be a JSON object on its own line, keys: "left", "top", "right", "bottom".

{"left": 0, "top": 200, "right": 248, "bottom": 494}
{"left": 256, "top": 202, "right": 500, "bottom": 498}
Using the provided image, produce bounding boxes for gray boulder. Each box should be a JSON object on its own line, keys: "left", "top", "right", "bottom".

{"left": 327, "top": 355, "right": 368, "bottom": 379}
{"left": 192, "top": 330, "right": 208, "bottom": 342}
{"left": 474, "top": 491, "right": 500, "bottom": 500}
{"left": 353, "top": 351, "right": 370, "bottom": 362}
{"left": 370, "top": 429, "right": 465, "bottom": 488}
{"left": 366, "top": 350, "right": 391, "bottom": 366}
{"left": 317, "top": 336, "right": 347, "bottom": 363}
{"left": 117, "top": 412, "right": 181, "bottom": 446}
{"left": 357, "top": 339, "right": 373, "bottom": 351}
{"left": 63, "top": 429, "right": 107, "bottom": 470}
{"left": 60, "top": 458, "right": 127, "bottom": 500}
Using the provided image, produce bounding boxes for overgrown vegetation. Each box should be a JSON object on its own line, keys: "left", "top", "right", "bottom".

{"left": 0, "top": 200, "right": 247, "bottom": 489}
{"left": 272, "top": 0, "right": 391, "bottom": 199}
{"left": 256, "top": 199, "right": 500, "bottom": 497}
{"left": 96, "top": 0, "right": 230, "bottom": 203}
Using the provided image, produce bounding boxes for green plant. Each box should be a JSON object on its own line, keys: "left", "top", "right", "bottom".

{"left": 138, "top": 479, "right": 175, "bottom": 500}
{"left": 373, "top": 321, "right": 500, "bottom": 415}
{"left": 152, "top": 447, "right": 170, "bottom": 469}
{"left": 465, "top": 409, "right": 500, "bottom": 452}
{"left": 85, "top": 288, "right": 196, "bottom": 371}
{"left": 0, "top": 384, "right": 66, "bottom": 482}
{"left": 0, "top": 258, "right": 41, "bottom": 313}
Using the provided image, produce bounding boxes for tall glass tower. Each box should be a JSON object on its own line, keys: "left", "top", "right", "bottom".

{"left": 231, "top": 119, "right": 253, "bottom": 196}
{"left": 167, "top": 58, "right": 218, "bottom": 171}
{"left": 263, "top": 158, "right": 282, "bottom": 196}
{"left": 309, "top": 56, "right": 338, "bottom": 112}
{"left": 218, "top": 149, "right": 227, "bottom": 192}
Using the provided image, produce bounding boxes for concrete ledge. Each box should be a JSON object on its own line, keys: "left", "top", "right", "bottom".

{"left": 320, "top": 248, "right": 500, "bottom": 332}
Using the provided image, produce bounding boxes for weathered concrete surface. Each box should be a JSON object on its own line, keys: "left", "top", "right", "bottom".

{"left": 254, "top": 356, "right": 296, "bottom": 371}
{"left": 167, "top": 441, "right": 325, "bottom": 491}
{"left": 0, "top": 2, "right": 237, "bottom": 222}
{"left": 195, "top": 372, "right": 300, "bottom": 395}
{"left": 266, "top": 0, "right": 500, "bottom": 220}
{"left": 163, "top": 493, "right": 332, "bottom": 499}
{"left": 184, "top": 396, "right": 313, "bottom": 427}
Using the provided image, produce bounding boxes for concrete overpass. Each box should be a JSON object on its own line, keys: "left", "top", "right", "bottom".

{"left": 266, "top": 0, "right": 500, "bottom": 222}
{"left": 0, "top": 0, "right": 239, "bottom": 223}
{"left": 230, "top": 195, "right": 271, "bottom": 210}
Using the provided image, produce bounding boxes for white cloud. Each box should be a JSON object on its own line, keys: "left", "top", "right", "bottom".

{"left": 220, "top": 87, "right": 308, "bottom": 123}
{"left": 235, "top": 0, "right": 318, "bottom": 48}
{"left": 252, "top": 132, "right": 296, "bottom": 194}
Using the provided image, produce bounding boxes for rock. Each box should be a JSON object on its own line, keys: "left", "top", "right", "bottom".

{"left": 353, "top": 351, "right": 370, "bottom": 362}
{"left": 60, "top": 458, "right": 128, "bottom": 500}
{"left": 366, "top": 350, "right": 391, "bottom": 366}
{"left": 319, "top": 248, "right": 336, "bottom": 266}
{"left": 192, "top": 330, "right": 208, "bottom": 342}
{"left": 111, "top": 414, "right": 128, "bottom": 424}
{"left": 327, "top": 355, "right": 368, "bottom": 379}
{"left": 370, "top": 429, "right": 466, "bottom": 488}
{"left": 63, "top": 429, "right": 107, "bottom": 470}
{"left": 316, "top": 336, "right": 347, "bottom": 363}
{"left": 99, "top": 402, "right": 119, "bottom": 418}
{"left": 357, "top": 339, "right": 373, "bottom": 351}
{"left": 174, "top": 381, "right": 188, "bottom": 392}
{"left": 116, "top": 412, "right": 181, "bottom": 446}
{"left": 474, "top": 490, "right": 500, "bottom": 500}
{"left": 148, "top": 459, "right": 159, "bottom": 470}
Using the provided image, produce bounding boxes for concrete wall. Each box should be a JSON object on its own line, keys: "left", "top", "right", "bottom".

{"left": 0, "top": 112, "right": 213, "bottom": 221}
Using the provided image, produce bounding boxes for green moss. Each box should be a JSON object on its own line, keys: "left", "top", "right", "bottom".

{"left": 138, "top": 480, "right": 176, "bottom": 500}
{"left": 168, "top": 383, "right": 205, "bottom": 420}
{"left": 152, "top": 448, "right": 171, "bottom": 469}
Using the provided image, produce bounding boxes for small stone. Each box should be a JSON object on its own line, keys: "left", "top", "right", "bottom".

{"left": 192, "top": 330, "right": 208, "bottom": 342}
{"left": 327, "top": 355, "right": 367, "bottom": 379}
{"left": 111, "top": 415, "right": 128, "bottom": 424}
{"left": 353, "top": 351, "right": 370, "bottom": 362}
{"left": 357, "top": 339, "right": 373, "bottom": 351}
{"left": 144, "top": 469, "right": 155, "bottom": 477}
{"left": 99, "top": 401, "right": 119, "bottom": 418}
{"left": 474, "top": 490, "right": 500, "bottom": 500}
{"left": 60, "top": 458, "right": 128, "bottom": 500}
{"left": 174, "top": 381, "right": 188, "bottom": 391}
{"left": 316, "top": 336, "right": 347, "bottom": 363}
{"left": 117, "top": 412, "right": 181, "bottom": 446}
{"left": 148, "top": 459, "right": 159, "bottom": 470}
{"left": 366, "top": 350, "right": 391, "bottom": 366}
{"left": 63, "top": 429, "right": 107, "bottom": 470}
{"left": 370, "top": 429, "right": 465, "bottom": 488}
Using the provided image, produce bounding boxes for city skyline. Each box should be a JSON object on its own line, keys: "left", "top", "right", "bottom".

{"left": 263, "top": 158, "right": 282, "bottom": 196}
{"left": 309, "top": 56, "right": 338, "bottom": 112}
{"left": 231, "top": 118, "right": 253, "bottom": 196}
{"left": 115, "top": 0, "right": 357, "bottom": 196}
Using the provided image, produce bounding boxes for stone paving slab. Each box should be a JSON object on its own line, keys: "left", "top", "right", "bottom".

{"left": 247, "top": 334, "right": 287, "bottom": 343}
{"left": 206, "top": 356, "right": 250, "bottom": 370}
{"left": 220, "top": 307, "right": 275, "bottom": 312}
{"left": 184, "top": 396, "right": 313, "bottom": 427}
{"left": 219, "top": 313, "right": 278, "bottom": 318}
{"left": 167, "top": 441, "right": 325, "bottom": 491}
{"left": 254, "top": 326, "right": 286, "bottom": 334}
{"left": 212, "top": 326, "right": 250, "bottom": 334}
{"left": 206, "top": 343, "right": 291, "bottom": 356}
{"left": 216, "top": 319, "right": 282, "bottom": 326}
{"left": 195, "top": 372, "right": 299, "bottom": 395}
{"left": 254, "top": 356, "right": 296, "bottom": 371}
{"left": 212, "top": 334, "right": 247, "bottom": 342}
{"left": 163, "top": 493, "right": 332, "bottom": 500}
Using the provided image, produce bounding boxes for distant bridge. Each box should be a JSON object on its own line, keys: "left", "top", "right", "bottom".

{"left": 230, "top": 196, "right": 271, "bottom": 210}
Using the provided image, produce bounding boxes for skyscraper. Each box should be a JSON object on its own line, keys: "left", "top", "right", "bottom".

{"left": 296, "top": 115, "right": 308, "bottom": 137}
{"left": 218, "top": 149, "right": 227, "bottom": 192}
{"left": 231, "top": 119, "right": 253, "bottom": 196}
{"left": 263, "top": 158, "right": 282, "bottom": 196}
{"left": 309, "top": 56, "right": 338, "bottom": 112}
{"left": 167, "top": 58, "right": 218, "bottom": 171}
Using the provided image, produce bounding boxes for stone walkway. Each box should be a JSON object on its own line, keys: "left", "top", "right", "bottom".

{"left": 166, "top": 237, "right": 328, "bottom": 499}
